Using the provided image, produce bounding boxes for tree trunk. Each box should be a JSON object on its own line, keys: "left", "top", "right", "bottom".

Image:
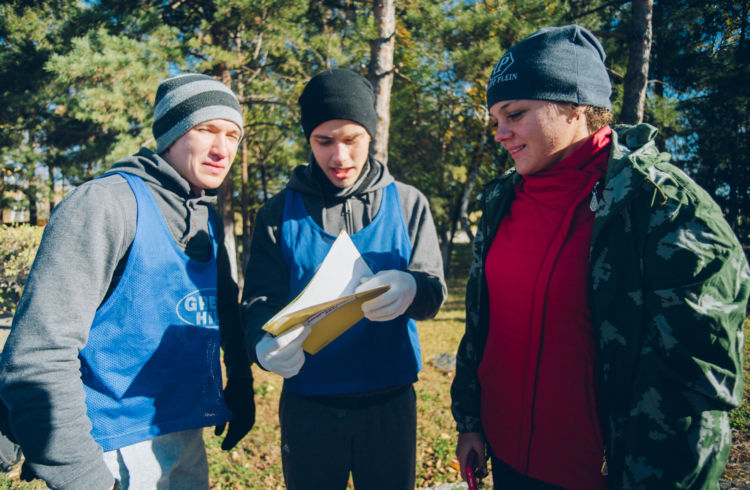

{"left": 47, "top": 164, "right": 56, "bottom": 216}
{"left": 217, "top": 68, "right": 239, "bottom": 285}
{"left": 239, "top": 134, "right": 250, "bottom": 280}
{"left": 234, "top": 73, "right": 252, "bottom": 282}
{"left": 27, "top": 188, "right": 38, "bottom": 226}
{"left": 458, "top": 116, "right": 492, "bottom": 243}
{"left": 442, "top": 192, "right": 465, "bottom": 277}
{"left": 621, "top": 0, "right": 653, "bottom": 124}
{"left": 440, "top": 235, "right": 453, "bottom": 278}
{"left": 437, "top": 226, "right": 451, "bottom": 277}
{"left": 369, "top": 0, "right": 395, "bottom": 165}
{"left": 217, "top": 177, "right": 238, "bottom": 284}
{"left": 459, "top": 163, "right": 479, "bottom": 244}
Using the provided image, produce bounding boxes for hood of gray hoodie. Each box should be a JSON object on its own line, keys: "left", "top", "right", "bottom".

{"left": 284, "top": 155, "right": 395, "bottom": 234}
{"left": 106, "top": 148, "right": 219, "bottom": 260}
{"left": 287, "top": 155, "right": 394, "bottom": 198}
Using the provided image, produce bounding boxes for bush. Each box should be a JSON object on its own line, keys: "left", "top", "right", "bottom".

{"left": 0, "top": 225, "right": 43, "bottom": 315}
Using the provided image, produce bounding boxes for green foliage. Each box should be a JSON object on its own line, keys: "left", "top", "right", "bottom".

{"left": 728, "top": 319, "right": 750, "bottom": 433}
{"left": 44, "top": 25, "right": 176, "bottom": 166}
{"left": 389, "top": 0, "right": 564, "bottom": 246}
{"left": 647, "top": 0, "right": 750, "bottom": 244}
{"left": 0, "top": 225, "right": 43, "bottom": 315}
{"left": 1, "top": 1, "right": 104, "bottom": 183}
{"left": 1, "top": 0, "right": 748, "bottom": 268}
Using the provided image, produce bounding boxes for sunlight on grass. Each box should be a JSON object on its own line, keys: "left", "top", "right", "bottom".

{"left": 1, "top": 244, "right": 747, "bottom": 489}
{"left": 202, "top": 244, "right": 473, "bottom": 489}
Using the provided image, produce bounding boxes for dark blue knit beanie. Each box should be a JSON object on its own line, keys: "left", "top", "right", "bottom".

{"left": 486, "top": 24, "right": 611, "bottom": 110}
{"left": 298, "top": 68, "right": 377, "bottom": 140}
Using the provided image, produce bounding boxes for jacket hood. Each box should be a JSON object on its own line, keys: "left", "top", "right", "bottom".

{"left": 286, "top": 155, "right": 395, "bottom": 199}
{"left": 608, "top": 123, "right": 671, "bottom": 176}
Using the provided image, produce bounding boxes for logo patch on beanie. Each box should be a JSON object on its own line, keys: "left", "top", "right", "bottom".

{"left": 488, "top": 53, "right": 517, "bottom": 87}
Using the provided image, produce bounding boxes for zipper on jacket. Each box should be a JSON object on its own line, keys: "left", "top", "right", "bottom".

{"left": 600, "top": 447, "right": 608, "bottom": 476}
{"left": 342, "top": 200, "right": 353, "bottom": 234}
{"left": 589, "top": 180, "right": 601, "bottom": 212}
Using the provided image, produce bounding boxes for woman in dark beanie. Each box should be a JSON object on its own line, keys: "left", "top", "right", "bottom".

{"left": 451, "top": 24, "right": 749, "bottom": 489}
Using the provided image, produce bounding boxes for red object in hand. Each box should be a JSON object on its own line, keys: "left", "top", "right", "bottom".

{"left": 464, "top": 449, "right": 488, "bottom": 489}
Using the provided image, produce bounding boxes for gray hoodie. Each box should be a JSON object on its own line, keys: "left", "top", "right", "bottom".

{"left": 241, "top": 156, "right": 447, "bottom": 366}
{"left": 0, "top": 148, "right": 249, "bottom": 490}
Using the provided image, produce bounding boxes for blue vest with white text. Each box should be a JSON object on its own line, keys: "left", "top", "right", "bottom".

{"left": 280, "top": 183, "right": 421, "bottom": 396}
{"left": 79, "top": 172, "right": 231, "bottom": 452}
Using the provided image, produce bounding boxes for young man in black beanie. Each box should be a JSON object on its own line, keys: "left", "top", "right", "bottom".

{"left": 0, "top": 73, "right": 255, "bottom": 489}
{"left": 241, "top": 68, "right": 447, "bottom": 490}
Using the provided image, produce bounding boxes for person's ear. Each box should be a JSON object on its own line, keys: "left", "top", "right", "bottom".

{"left": 568, "top": 104, "right": 584, "bottom": 122}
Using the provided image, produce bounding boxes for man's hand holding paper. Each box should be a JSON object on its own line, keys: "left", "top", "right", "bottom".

{"left": 256, "top": 324, "right": 312, "bottom": 378}
{"left": 356, "top": 270, "right": 417, "bottom": 322}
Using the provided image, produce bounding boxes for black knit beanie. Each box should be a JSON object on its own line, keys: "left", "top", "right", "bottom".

{"left": 486, "top": 24, "right": 612, "bottom": 110}
{"left": 298, "top": 68, "right": 377, "bottom": 140}
{"left": 152, "top": 73, "right": 244, "bottom": 154}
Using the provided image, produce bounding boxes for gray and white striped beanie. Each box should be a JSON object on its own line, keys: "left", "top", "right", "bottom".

{"left": 152, "top": 73, "right": 244, "bottom": 154}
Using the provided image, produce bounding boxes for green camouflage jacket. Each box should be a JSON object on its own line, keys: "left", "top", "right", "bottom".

{"left": 451, "top": 124, "right": 749, "bottom": 489}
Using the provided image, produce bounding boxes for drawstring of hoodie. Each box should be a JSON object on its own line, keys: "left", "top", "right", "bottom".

{"left": 301, "top": 156, "right": 385, "bottom": 234}
{"left": 337, "top": 193, "right": 371, "bottom": 235}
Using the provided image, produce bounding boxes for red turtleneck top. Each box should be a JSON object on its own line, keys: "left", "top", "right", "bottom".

{"left": 479, "top": 126, "right": 612, "bottom": 490}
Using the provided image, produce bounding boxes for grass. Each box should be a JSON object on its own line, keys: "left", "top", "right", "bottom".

{"left": 729, "top": 319, "right": 750, "bottom": 433}
{"left": 1, "top": 243, "right": 748, "bottom": 489}
{"left": 723, "top": 317, "right": 750, "bottom": 486}
{"left": 202, "top": 244, "right": 475, "bottom": 490}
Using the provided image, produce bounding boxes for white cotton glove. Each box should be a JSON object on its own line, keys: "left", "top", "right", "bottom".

{"left": 255, "top": 324, "right": 311, "bottom": 378}
{"left": 355, "top": 269, "right": 417, "bottom": 322}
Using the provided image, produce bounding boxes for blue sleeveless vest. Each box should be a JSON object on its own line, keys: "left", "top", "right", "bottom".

{"left": 280, "top": 183, "right": 421, "bottom": 396}
{"left": 79, "top": 172, "right": 231, "bottom": 452}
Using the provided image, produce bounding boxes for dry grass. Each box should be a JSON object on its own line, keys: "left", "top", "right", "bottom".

{"left": 203, "top": 252, "right": 474, "bottom": 490}
{"left": 723, "top": 318, "right": 750, "bottom": 488}
{"left": 0, "top": 244, "right": 748, "bottom": 489}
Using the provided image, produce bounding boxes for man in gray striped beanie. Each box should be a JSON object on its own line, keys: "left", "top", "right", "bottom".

{"left": 153, "top": 73, "right": 244, "bottom": 154}
{"left": 0, "top": 72, "right": 254, "bottom": 490}
{"left": 153, "top": 73, "right": 244, "bottom": 194}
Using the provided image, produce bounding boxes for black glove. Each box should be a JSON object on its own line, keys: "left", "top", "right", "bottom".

{"left": 214, "top": 378, "right": 255, "bottom": 450}
{"left": 19, "top": 461, "right": 36, "bottom": 482}
{"left": 0, "top": 399, "right": 17, "bottom": 445}
{"left": 0, "top": 399, "right": 22, "bottom": 473}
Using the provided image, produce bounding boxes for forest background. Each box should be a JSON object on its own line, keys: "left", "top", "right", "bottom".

{"left": 1, "top": 0, "right": 748, "bottom": 280}
{"left": 0, "top": 0, "right": 749, "bottom": 488}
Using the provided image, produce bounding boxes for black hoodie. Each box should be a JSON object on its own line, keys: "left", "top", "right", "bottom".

{"left": 241, "top": 156, "right": 447, "bottom": 366}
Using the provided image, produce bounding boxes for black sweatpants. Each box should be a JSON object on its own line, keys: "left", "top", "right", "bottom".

{"left": 279, "top": 385, "right": 416, "bottom": 490}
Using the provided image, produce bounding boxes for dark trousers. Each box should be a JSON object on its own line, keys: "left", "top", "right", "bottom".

{"left": 491, "top": 457, "right": 566, "bottom": 490}
{"left": 279, "top": 385, "right": 416, "bottom": 490}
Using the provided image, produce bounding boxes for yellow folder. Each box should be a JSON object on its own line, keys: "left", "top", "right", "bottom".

{"left": 261, "top": 231, "right": 389, "bottom": 354}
